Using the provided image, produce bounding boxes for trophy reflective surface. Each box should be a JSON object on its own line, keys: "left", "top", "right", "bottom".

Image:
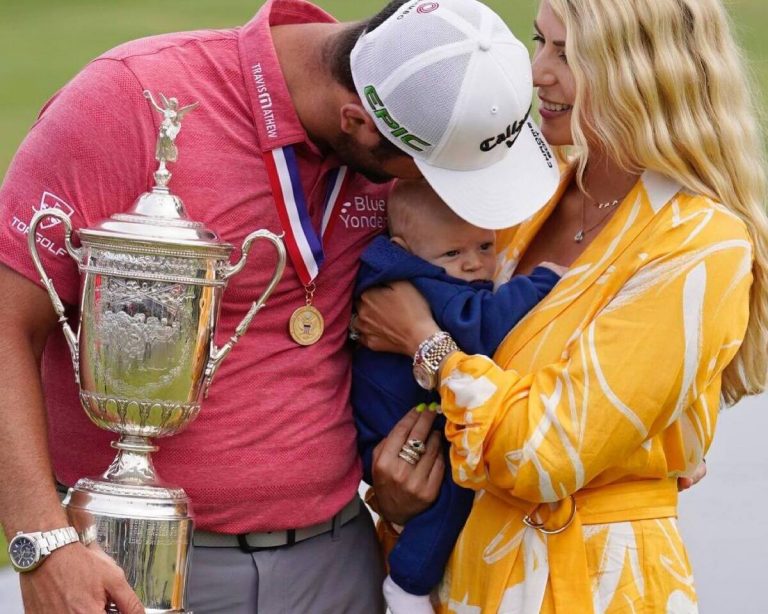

{"left": 27, "top": 91, "right": 286, "bottom": 613}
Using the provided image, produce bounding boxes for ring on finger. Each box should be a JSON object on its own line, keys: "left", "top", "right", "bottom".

{"left": 398, "top": 447, "right": 421, "bottom": 465}
{"left": 398, "top": 450, "right": 419, "bottom": 465}
{"left": 400, "top": 446, "right": 421, "bottom": 462}
{"left": 405, "top": 438, "right": 426, "bottom": 455}
{"left": 348, "top": 314, "right": 361, "bottom": 342}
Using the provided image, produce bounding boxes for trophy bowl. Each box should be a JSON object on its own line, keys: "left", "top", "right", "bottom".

{"left": 75, "top": 235, "right": 226, "bottom": 440}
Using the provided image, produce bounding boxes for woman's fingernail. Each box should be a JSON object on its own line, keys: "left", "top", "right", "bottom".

{"left": 415, "top": 403, "right": 427, "bottom": 413}
{"left": 429, "top": 402, "right": 439, "bottom": 412}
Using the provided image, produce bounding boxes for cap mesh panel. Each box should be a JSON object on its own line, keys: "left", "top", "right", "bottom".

{"left": 385, "top": 53, "right": 471, "bottom": 150}
{"left": 356, "top": 15, "right": 466, "bottom": 88}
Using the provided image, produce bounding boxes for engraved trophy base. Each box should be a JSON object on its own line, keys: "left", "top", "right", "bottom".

{"left": 63, "top": 436, "right": 194, "bottom": 613}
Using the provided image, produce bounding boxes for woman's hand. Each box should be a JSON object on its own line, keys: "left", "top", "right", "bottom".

{"left": 372, "top": 409, "right": 445, "bottom": 525}
{"left": 678, "top": 460, "right": 707, "bottom": 492}
{"left": 356, "top": 281, "right": 440, "bottom": 356}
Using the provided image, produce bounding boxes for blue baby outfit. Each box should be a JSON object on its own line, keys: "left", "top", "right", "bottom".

{"left": 352, "top": 235, "right": 560, "bottom": 595}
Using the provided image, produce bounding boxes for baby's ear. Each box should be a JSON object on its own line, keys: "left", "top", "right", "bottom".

{"left": 389, "top": 236, "right": 410, "bottom": 251}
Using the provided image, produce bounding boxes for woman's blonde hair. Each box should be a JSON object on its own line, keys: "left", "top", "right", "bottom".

{"left": 547, "top": 0, "right": 768, "bottom": 404}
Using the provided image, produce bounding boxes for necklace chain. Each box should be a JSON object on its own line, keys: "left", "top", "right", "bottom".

{"left": 574, "top": 193, "right": 621, "bottom": 243}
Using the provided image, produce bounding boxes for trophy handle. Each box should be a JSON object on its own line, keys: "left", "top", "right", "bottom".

{"left": 27, "top": 209, "right": 83, "bottom": 381}
{"left": 204, "top": 230, "right": 286, "bottom": 396}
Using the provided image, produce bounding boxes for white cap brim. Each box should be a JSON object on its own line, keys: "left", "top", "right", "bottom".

{"left": 414, "top": 120, "right": 560, "bottom": 230}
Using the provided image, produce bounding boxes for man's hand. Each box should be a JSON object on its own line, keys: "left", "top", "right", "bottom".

{"left": 19, "top": 542, "right": 144, "bottom": 614}
{"left": 372, "top": 409, "right": 444, "bottom": 525}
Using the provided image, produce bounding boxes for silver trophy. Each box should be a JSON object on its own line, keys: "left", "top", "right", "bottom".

{"left": 28, "top": 91, "right": 286, "bottom": 613}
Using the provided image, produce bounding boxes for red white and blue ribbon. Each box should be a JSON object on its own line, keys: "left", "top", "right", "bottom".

{"left": 263, "top": 146, "right": 349, "bottom": 285}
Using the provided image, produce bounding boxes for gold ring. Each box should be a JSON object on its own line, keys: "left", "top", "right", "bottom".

{"left": 398, "top": 449, "right": 419, "bottom": 465}
{"left": 405, "top": 439, "right": 426, "bottom": 455}
{"left": 522, "top": 495, "right": 577, "bottom": 535}
{"left": 399, "top": 446, "right": 421, "bottom": 463}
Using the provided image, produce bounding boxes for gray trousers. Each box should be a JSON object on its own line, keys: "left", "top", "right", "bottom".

{"left": 188, "top": 504, "right": 386, "bottom": 613}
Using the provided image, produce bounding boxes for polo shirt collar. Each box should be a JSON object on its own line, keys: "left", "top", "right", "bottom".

{"left": 238, "top": 0, "right": 337, "bottom": 154}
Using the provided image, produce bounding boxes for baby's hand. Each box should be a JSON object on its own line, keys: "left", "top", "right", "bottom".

{"left": 539, "top": 261, "right": 569, "bottom": 276}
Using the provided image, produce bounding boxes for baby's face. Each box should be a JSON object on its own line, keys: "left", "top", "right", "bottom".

{"left": 408, "top": 215, "right": 496, "bottom": 283}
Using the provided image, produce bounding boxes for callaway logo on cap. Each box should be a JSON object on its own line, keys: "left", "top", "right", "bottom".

{"left": 351, "top": 0, "right": 559, "bottom": 230}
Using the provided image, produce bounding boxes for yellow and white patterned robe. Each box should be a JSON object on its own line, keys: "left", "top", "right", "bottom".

{"left": 436, "top": 170, "right": 753, "bottom": 614}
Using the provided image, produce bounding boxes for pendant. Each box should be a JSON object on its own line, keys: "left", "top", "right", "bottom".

{"left": 289, "top": 305, "right": 325, "bottom": 346}
{"left": 598, "top": 199, "right": 620, "bottom": 210}
{"left": 574, "top": 230, "right": 585, "bottom": 243}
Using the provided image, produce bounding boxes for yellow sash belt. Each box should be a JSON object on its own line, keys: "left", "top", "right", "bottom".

{"left": 517, "top": 479, "right": 678, "bottom": 613}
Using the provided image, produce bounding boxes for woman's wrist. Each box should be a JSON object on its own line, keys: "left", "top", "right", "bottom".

{"left": 412, "top": 331, "right": 459, "bottom": 391}
{"left": 407, "top": 322, "right": 441, "bottom": 356}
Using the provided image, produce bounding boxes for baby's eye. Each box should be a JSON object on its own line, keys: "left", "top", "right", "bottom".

{"left": 480, "top": 242, "right": 494, "bottom": 251}
{"left": 532, "top": 34, "right": 544, "bottom": 46}
{"left": 443, "top": 250, "right": 460, "bottom": 258}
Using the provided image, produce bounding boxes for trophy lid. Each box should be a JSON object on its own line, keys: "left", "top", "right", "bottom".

{"left": 78, "top": 91, "right": 232, "bottom": 259}
{"left": 78, "top": 183, "right": 233, "bottom": 258}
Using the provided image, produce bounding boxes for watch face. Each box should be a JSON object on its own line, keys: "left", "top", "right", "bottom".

{"left": 9, "top": 535, "right": 40, "bottom": 571}
{"left": 413, "top": 364, "right": 436, "bottom": 390}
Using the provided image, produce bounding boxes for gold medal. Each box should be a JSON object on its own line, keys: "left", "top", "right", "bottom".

{"left": 289, "top": 304, "right": 324, "bottom": 345}
{"left": 290, "top": 283, "right": 324, "bottom": 345}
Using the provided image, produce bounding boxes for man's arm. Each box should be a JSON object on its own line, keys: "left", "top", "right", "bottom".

{"left": 0, "top": 264, "right": 143, "bottom": 614}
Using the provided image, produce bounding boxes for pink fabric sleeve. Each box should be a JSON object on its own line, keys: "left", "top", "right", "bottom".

{"left": 0, "top": 58, "right": 157, "bottom": 305}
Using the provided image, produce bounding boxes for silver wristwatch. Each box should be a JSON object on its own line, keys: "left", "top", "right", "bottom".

{"left": 8, "top": 527, "right": 80, "bottom": 572}
{"left": 412, "top": 331, "right": 459, "bottom": 391}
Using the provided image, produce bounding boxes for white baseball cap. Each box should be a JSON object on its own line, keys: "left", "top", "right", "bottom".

{"left": 351, "top": 0, "right": 560, "bottom": 229}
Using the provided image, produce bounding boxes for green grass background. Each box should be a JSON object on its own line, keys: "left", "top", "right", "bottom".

{"left": 0, "top": 0, "right": 765, "bottom": 568}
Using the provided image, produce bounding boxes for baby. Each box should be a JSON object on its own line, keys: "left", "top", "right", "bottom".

{"left": 352, "top": 179, "right": 565, "bottom": 614}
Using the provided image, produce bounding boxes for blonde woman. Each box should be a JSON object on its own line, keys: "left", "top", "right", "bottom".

{"left": 357, "top": 0, "right": 768, "bottom": 611}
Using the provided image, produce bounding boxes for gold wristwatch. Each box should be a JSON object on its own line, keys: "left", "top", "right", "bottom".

{"left": 412, "top": 331, "right": 458, "bottom": 391}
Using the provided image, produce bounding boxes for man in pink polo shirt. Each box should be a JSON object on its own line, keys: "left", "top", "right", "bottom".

{"left": 0, "top": 0, "right": 558, "bottom": 611}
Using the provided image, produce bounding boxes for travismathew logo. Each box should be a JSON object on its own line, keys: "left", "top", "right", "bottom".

{"left": 252, "top": 63, "right": 278, "bottom": 139}
{"left": 9, "top": 191, "right": 74, "bottom": 257}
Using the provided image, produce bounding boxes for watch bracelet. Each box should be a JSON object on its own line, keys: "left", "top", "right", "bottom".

{"left": 21, "top": 527, "right": 79, "bottom": 557}
{"left": 416, "top": 331, "right": 458, "bottom": 371}
{"left": 40, "top": 527, "right": 80, "bottom": 554}
{"left": 425, "top": 337, "right": 459, "bottom": 373}
{"left": 414, "top": 331, "right": 449, "bottom": 364}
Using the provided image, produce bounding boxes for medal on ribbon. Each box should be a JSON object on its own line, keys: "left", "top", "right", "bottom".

{"left": 264, "top": 146, "right": 349, "bottom": 345}
{"left": 288, "top": 284, "right": 324, "bottom": 346}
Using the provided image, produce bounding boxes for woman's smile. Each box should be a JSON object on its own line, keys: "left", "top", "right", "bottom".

{"left": 538, "top": 96, "right": 573, "bottom": 119}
